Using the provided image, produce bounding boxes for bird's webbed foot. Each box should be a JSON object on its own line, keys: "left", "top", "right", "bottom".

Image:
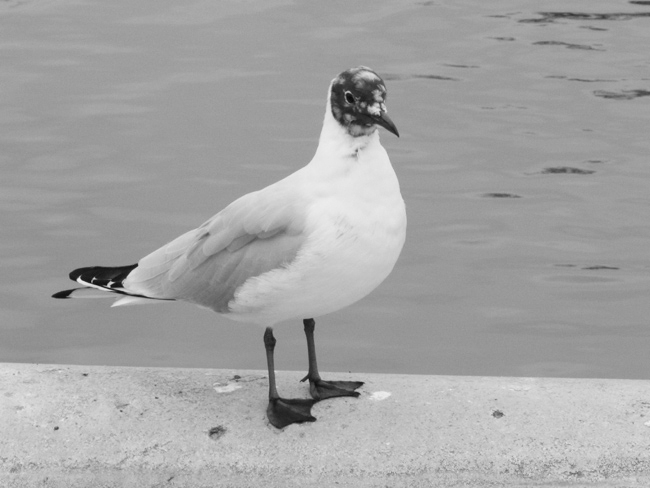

{"left": 267, "top": 397, "right": 317, "bottom": 429}
{"left": 301, "top": 375, "right": 364, "bottom": 401}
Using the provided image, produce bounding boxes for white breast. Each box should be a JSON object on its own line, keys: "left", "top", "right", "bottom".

{"left": 227, "top": 131, "right": 406, "bottom": 326}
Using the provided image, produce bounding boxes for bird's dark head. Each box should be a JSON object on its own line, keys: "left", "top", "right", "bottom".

{"left": 330, "top": 66, "right": 399, "bottom": 138}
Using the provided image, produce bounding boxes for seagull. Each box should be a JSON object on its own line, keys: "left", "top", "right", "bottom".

{"left": 53, "top": 66, "right": 407, "bottom": 429}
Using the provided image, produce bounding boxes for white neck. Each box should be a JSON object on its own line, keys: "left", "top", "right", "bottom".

{"left": 299, "top": 86, "right": 401, "bottom": 209}
{"left": 312, "top": 88, "right": 380, "bottom": 164}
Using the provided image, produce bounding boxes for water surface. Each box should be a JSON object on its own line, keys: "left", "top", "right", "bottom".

{"left": 1, "top": 0, "right": 650, "bottom": 379}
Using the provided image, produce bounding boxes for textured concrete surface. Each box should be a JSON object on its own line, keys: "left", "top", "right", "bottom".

{"left": 1, "top": 363, "right": 649, "bottom": 487}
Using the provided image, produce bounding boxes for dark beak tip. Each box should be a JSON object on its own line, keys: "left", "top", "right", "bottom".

{"left": 386, "top": 124, "right": 400, "bottom": 138}
{"left": 376, "top": 111, "right": 399, "bottom": 138}
{"left": 386, "top": 127, "right": 399, "bottom": 138}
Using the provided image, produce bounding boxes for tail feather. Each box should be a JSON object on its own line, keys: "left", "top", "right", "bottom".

{"left": 53, "top": 263, "right": 173, "bottom": 303}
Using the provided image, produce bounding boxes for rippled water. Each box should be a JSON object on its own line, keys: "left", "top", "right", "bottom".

{"left": 1, "top": 0, "right": 649, "bottom": 379}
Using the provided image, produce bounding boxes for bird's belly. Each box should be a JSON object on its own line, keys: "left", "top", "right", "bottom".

{"left": 226, "top": 201, "right": 406, "bottom": 326}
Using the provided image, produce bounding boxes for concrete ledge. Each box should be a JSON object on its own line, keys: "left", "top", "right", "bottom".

{"left": 1, "top": 363, "right": 649, "bottom": 487}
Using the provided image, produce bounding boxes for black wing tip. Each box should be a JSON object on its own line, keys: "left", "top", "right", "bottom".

{"left": 68, "top": 263, "right": 138, "bottom": 283}
{"left": 52, "top": 289, "right": 75, "bottom": 299}
{"left": 68, "top": 266, "right": 100, "bottom": 281}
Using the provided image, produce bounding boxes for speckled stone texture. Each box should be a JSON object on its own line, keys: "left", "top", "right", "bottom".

{"left": 1, "top": 363, "right": 649, "bottom": 487}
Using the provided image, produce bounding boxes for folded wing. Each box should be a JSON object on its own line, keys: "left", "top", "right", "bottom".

{"left": 123, "top": 183, "right": 309, "bottom": 313}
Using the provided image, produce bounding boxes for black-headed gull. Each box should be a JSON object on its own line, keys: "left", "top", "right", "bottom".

{"left": 53, "top": 66, "right": 406, "bottom": 428}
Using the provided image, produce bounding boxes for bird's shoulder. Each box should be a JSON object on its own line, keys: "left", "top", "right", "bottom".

{"left": 200, "top": 171, "right": 309, "bottom": 253}
{"left": 128, "top": 171, "right": 311, "bottom": 290}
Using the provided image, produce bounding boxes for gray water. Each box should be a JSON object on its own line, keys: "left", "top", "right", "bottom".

{"left": 1, "top": 0, "right": 649, "bottom": 379}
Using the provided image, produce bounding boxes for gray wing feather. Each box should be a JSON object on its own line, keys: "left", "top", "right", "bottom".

{"left": 123, "top": 181, "right": 308, "bottom": 312}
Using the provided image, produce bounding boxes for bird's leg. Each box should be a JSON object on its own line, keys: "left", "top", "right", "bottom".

{"left": 264, "top": 327, "right": 317, "bottom": 429}
{"left": 300, "top": 318, "right": 364, "bottom": 400}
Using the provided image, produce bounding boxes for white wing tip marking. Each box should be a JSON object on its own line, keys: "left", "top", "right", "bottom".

{"left": 111, "top": 296, "right": 158, "bottom": 307}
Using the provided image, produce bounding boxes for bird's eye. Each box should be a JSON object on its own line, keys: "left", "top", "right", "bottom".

{"left": 344, "top": 91, "right": 356, "bottom": 104}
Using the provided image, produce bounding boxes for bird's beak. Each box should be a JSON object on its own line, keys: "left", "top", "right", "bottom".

{"left": 373, "top": 111, "right": 399, "bottom": 138}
